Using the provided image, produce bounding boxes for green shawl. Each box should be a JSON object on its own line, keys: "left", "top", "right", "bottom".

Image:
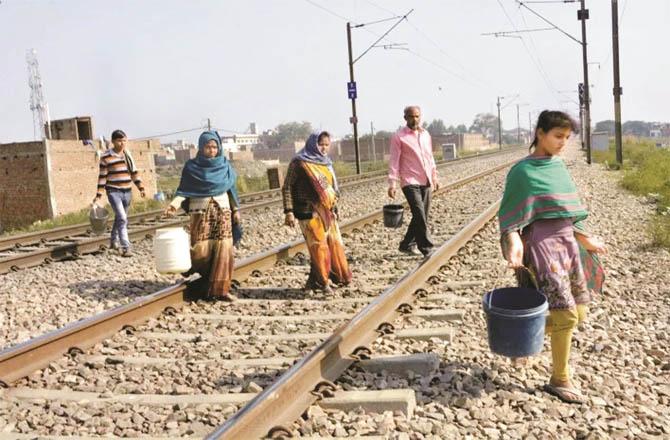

{"left": 499, "top": 155, "right": 588, "bottom": 234}
{"left": 499, "top": 155, "right": 604, "bottom": 296}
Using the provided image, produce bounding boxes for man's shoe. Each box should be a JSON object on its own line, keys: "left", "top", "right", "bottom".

{"left": 399, "top": 245, "right": 422, "bottom": 256}
{"left": 121, "top": 248, "right": 133, "bottom": 257}
{"left": 422, "top": 248, "right": 435, "bottom": 258}
{"left": 110, "top": 241, "right": 119, "bottom": 250}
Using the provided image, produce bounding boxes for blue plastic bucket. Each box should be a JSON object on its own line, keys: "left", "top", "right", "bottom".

{"left": 482, "top": 287, "right": 548, "bottom": 357}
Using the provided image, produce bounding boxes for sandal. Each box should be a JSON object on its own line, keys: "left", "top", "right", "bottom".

{"left": 543, "top": 383, "right": 587, "bottom": 404}
{"left": 510, "top": 357, "right": 529, "bottom": 367}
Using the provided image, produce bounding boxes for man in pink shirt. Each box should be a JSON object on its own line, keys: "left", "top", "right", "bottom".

{"left": 388, "top": 106, "right": 440, "bottom": 257}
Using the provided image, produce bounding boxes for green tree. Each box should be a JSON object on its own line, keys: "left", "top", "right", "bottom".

{"left": 594, "top": 120, "right": 615, "bottom": 135}
{"left": 622, "top": 120, "right": 651, "bottom": 136}
{"left": 470, "top": 113, "right": 499, "bottom": 140}
{"left": 455, "top": 124, "right": 468, "bottom": 134}
{"left": 426, "top": 119, "right": 447, "bottom": 137}
{"left": 261, "top": 121, "right": 313, "bottom": 149}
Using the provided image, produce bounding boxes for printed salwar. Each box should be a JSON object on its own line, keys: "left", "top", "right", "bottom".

{"left": 189, "top": 199, "right": 234, "bottom": 298}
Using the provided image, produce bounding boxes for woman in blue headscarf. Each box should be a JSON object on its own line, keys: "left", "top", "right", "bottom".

{"left": 165, "top": 131, "right": 241, "bottom": 301}
{"left": 282, "top": 131, "right": 352, "bottom": 293}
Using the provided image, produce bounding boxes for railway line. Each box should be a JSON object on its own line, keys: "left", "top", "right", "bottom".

{"left": 0, "top": 148, "right": 523, "bottom": 275}
{"left": 0, "top": 157, "right": 512, "bottom": 438}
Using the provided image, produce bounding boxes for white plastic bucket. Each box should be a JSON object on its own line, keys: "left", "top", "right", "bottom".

{"left": 153, "top": 227, "right": 191, "bottom": 274}
{"left": 89, "top": 205, "right": 109, "bottom": 235}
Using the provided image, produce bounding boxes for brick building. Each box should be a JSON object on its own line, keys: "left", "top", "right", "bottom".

{"left": 442, "top": 133, "right": 491, "bottom": 152}
{"left": 47, "top": 116, "right": 94, "bottom": 140}
{"left": 174, "top": 147, "right": 197, "bottom": 164}
{"left": 0, "top": 138, "right": 158, "bottom": 231}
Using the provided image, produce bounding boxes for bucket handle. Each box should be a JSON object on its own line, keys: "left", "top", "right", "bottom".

{"left": 488, "top": 266, "right": 539, "bottom": 309}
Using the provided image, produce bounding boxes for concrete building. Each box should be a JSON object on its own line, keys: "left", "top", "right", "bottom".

{"left": 253, "top": 141, "right": 304, "bottom": 162}
{"left": 220, "top": 133, "right": 260, "bottom": 153}
{"left": 0, "top": 136, "right": 158, "bottom": 231}
{"left": 47, "top": 116, "right": 94, "bottom": 141}
{"left": 442, "top": 133, "right": 491, "bottom": 152}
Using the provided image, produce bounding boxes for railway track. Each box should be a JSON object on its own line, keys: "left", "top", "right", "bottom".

{"left": 0, "top": 159, "right": 511, "bottom": 438}
{"left": 0, "top": 148, "right": 523, "bottom": 275}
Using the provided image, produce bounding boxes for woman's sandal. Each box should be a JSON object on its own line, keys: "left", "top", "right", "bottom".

{"left": 221, "top": 293, "right": 237, "bottom": 302}
{"left": 543, "top": 383, "right": 587, "bottom": 404}
{"left": 510, "top": 357, "right": 529, "bottom": 367}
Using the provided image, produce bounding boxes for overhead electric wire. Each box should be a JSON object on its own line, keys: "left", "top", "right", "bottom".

{"left": 133, "top": 126, "right": 205, "bottom": 140}
{"left": 495, "top": 0, "right": 561, "bottom": 104}
{"left": 516, "top": 0, "right": 582, "bottom": 45}
{"left": 363, "top": 0, "right": 496, "bottom": 91}
{"left": 303, "top": 0, "right": 488, "bottom": 90}
{"left": 303, "top": 0, "right": 356, "bottom": 24}
{"left": 518, "top": 7, "right": 560, "bottom": 93}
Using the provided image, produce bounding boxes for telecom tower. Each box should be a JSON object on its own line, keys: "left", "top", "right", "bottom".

{"left": 26, "top": 49, "right": 51, "bottom": 140}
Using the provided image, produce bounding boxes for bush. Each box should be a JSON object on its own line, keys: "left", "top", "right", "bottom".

{"left": 598, "top": 138, "right": 670, "bottom": 248}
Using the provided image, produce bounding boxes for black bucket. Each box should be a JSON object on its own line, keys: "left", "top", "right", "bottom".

{"left": 382, "top": 204, "right": 404, "bottom": 228}
{"left": 482, "top": 287, "right": 548, "bottom": 357}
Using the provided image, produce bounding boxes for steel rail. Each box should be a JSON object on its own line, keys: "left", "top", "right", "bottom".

{"left": 207, "top": 200, "right": 502, "bottom": 439}
{"left": 0, "top": 160, "right": 512, "bottom": 386}
{"left": 0, "top": 147, "right": 522, "bottom": 252}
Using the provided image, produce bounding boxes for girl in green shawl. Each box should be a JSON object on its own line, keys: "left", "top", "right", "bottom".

{"left": 499, "top": 111, "right": 606, "bottom": 404}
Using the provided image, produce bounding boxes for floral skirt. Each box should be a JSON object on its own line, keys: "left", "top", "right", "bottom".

{"left": 189, "top": 200, "right": 234, "bottom": 298}
{"left": 299, "top": 214, "right": 352, "bottom": 289}
{"left": 518, "top": 218, "right": 590, "bottom": 310}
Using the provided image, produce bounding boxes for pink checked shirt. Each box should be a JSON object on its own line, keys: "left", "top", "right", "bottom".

{"left": 388, "top": 126, "right": 438, "bottom": 188}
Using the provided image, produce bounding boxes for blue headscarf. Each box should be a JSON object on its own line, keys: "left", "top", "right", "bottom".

{"left": 175, "top": 131, "right": 240, "bottom": 204}
{"left": 292, "top": 132, "right": 338, "bottom": 192}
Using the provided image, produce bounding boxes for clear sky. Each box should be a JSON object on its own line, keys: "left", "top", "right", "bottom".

{"left": 0, "top": 0, "right": 667, "bottom": 144}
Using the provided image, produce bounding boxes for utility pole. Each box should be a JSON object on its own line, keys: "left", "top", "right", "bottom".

{"left": 528, "top": 112, "right": 533, "bottom": 142}
{"left": 578, "top": 83, "right": 585, "bottom": 150}
{"left": 611, "top": 0, "right": 623, "bottom": 165}
{"left": 346, "top": 10, "right": 412, "bottom": 174}
{"left": 497, "top": 96, "right": 503, "bottom": 150}
{"left": 370, "top": 121, "right": 376, "bottom": 163}
{"left": 578, "top": 0, "right": 592, "bottom": 164}
{"left": 346, "top": 22, "right": 361, "bottom": 174}
{"left": 207, "top": 118, "right": 211, "bottom": 131}
{"left": 516, "top": 104, "right": 521, "bottom": 145}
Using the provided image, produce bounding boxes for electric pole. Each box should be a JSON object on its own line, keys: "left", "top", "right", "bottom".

{"left": 497, "top": 96, "right": 503, "bottom": 150}
{"left": 579, "top": 0, "right": 592, "bottom": 164}
{"left": 611, "top": 0, "right": 623, "bottom": 165}
{"left": 370, "top": 121, "right": 376, "bottom": 163}
{"left": 529, "top": 112, "right": 533, "bottom": 142}
{"left": 346, "top": 10, "right": 412, "bottom": 174}
{"left": 207, "top": 118, "right": 211, "bottom": 130}
{"left": 516, "top": 104, "right": 521, "bottom": 145}
{"left": 346, "top": 22, "right": 361, "bottom": 174}
{"left": 578, "top": 83, "right": 585, "bottom": 150}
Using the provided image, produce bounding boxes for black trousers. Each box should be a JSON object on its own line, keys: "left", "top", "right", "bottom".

{"left": 400, "top": 185, "right": 434, "bottom": 253}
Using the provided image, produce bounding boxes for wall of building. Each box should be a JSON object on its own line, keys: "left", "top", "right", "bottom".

{"left": 174, "top": 148, "right": 197, "bottom": 164}
{"left": 48, "top": 139, "right": 159, "bottom": 216}
{"left": 443, "top": 133, "right": 491, "bottom": 151}
{"left": 0, "top": 141, "right": 50, "bottom": 231}
{"left": 253, "top": 148, "right": 300, "bottom": 163}
{"left": 48, "top": 117, "right": 94, "bottom": 141}
{"left": 229, "top": 150, "right": 254, "bottom": 161}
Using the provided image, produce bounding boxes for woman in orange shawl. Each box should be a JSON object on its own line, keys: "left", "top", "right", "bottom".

{"left": 282, "top": 132, "right": 352, "bottom": 293}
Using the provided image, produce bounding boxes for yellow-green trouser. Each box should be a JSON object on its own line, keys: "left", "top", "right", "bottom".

{"left": 545, "top": 305, "right": 588, "bottom": 383}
